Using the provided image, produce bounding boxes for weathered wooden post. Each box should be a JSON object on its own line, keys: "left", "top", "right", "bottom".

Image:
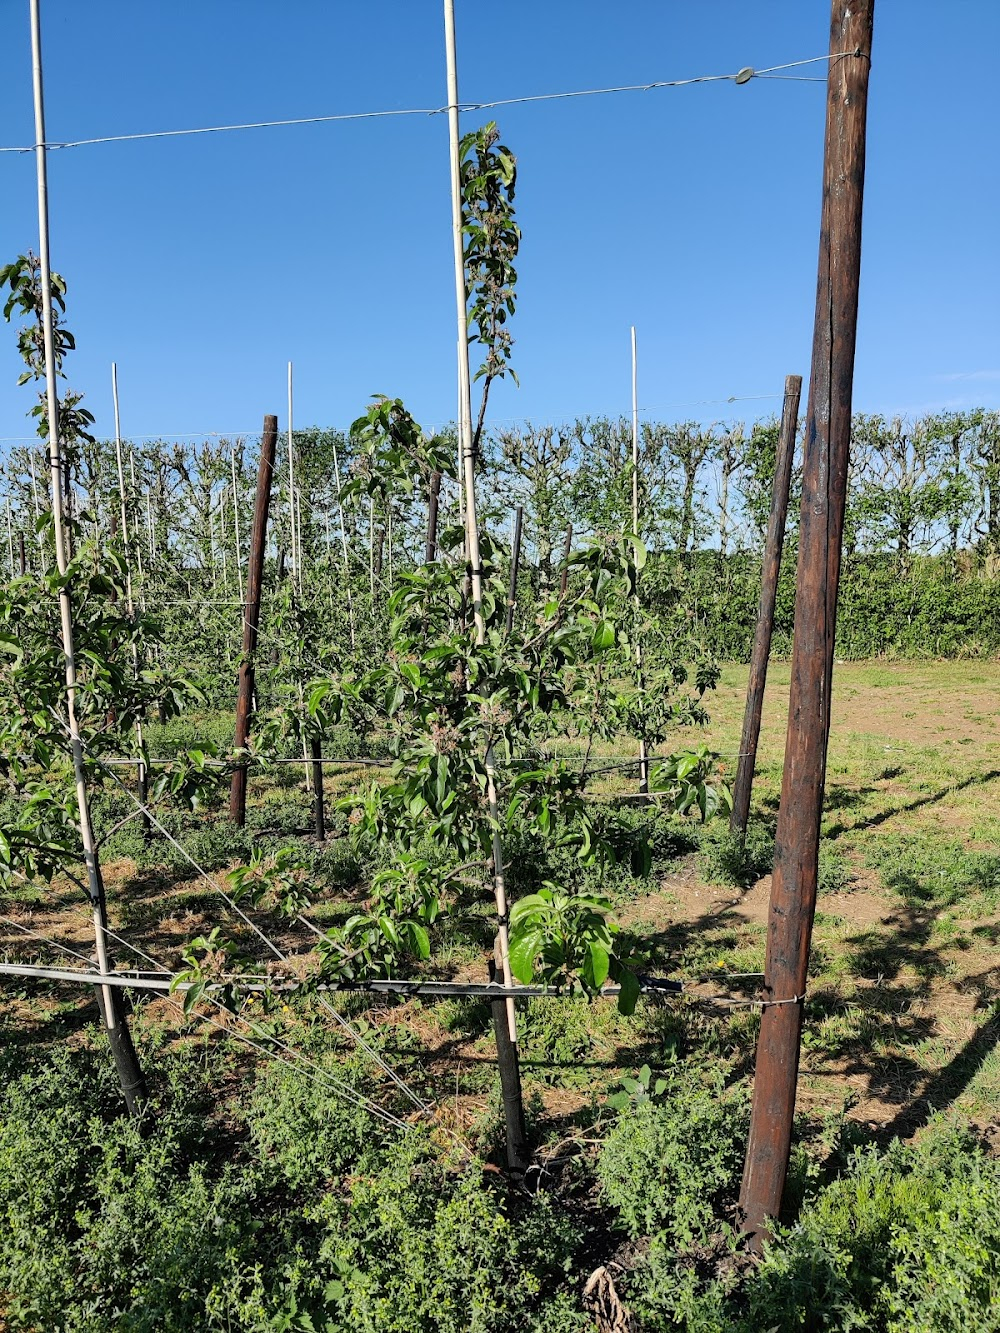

{"left": 230, "top": 415, "right": 278, "bottom": 826}
{"left": 310, "top": 738, "right": 326, "bottom": 840}
{"left": 729, "top": 374, "right": 802, "bottom": 840}
{"left": 740, "top": 0, "right": 874, "bottom": 1244}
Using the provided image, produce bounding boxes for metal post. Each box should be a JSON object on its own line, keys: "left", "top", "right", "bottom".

{"left": 444, "top": 0, "right": 528, "bottom": 1176}
{"left": 730, "top": 374, "right": 802, "bottom": 840}
{"left": 287, "top": 361, "right": 299, "bottom": 594}
{"left": 30, "top": 0, "right": 145, "bottom": 1111}
{"left": 740, "top": 0, "right": 874, "bottom": 1244}
{"left": 230, "top": 415, "right": 278, "bottom": 826}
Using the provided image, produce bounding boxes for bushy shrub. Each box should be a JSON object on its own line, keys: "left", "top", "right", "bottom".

{"left": 698, "top": 820, "right": 774, "bottom": 889}
{"left": 0, "top": 1035, "right": 591, "bottom": 1332}
{"left": 306, "top": 1133, "right": 586, "bottom": 1333}
{"left": 244, "top": 1052, "right": 378, "bottom": 1190}
{"left": 597, "top": 1071, "right": 750, "bottom": 1246}
{"left": 622, "top": 1120, "right": 1000, "bottom": 1333}
{"left": 744, "top": 1122, "right": 1000, "bottom": 1332}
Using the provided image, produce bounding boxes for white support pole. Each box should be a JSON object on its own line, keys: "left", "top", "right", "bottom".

{"left": 631, "top": 327, "right": 649, "bottom": 793}
{"left": 30, "top": 0, "right": 115, "bottom": 1025}
{"left": 444, "top": 0, "right": 518, "bottom": 1044}
{"left": 456, "top": 339, "right": 466, "bottom": 534}
{"left": 287, "top": 360, "right": 298, "bottom": 591}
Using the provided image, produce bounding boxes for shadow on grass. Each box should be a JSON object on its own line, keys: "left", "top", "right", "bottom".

{"left": 825, "top": 768, "right": 1000, "bottom": 839}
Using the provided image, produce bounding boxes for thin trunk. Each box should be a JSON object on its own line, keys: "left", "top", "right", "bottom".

{"left": 230, "top": 416, "right": 278, "bottom": 826}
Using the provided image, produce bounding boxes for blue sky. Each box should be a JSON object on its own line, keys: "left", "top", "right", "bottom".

{"left": 0, "top": 1, "right": 997, "bottom": 448}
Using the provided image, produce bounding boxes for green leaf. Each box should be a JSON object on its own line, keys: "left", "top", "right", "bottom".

{"left": 408, "top": 923, "right": 431, "bottom": 960}
{"left": 586, "top": 942, "right": 610, "bottom": 989}
{"left": 616, "top": 968, "right": 641, "bottom": 1016}
{"left": 508, "top": 929, "right": 542, "bottom": 984}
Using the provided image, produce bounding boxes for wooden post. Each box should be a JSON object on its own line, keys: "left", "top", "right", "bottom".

{"left": 17, "top": 532, "right": 26, "bottom": 576}
{"left": 729, "top": 374, "right": 802, "bottom": 840}
{"left": 230, "top": 415, "right": 278, "bottom": 826}
{"left": 740, "top": 0, "right": 874, "bottom": 1244}
{"left": 505, "top": 505, "right": 524, "bottom": 634}
{"left": 310, "top": 737, "right": 325, "bottom": 839}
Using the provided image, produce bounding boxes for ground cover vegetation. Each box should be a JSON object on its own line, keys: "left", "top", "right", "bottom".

{"left": 2, "top": 121, "right": 1000, "bottom": 1331}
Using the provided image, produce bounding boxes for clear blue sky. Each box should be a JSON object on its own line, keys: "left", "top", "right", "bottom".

{"left": 0, "top": 1, "right": 997, "bottom": 446}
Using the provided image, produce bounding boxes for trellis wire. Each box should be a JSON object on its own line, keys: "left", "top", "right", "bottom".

{"left": 0, "top": 53, "right": 851, "bottom": 155}
{"left": 0, "top": 960, "right": 798, "bottom": 1011}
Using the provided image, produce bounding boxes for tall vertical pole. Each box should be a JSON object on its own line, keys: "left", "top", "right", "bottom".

{"left": 730, "top": 375, "right": 802, "bottom": 840}
{"left": 444, "top": 0, "right": 528, "bottom": 1176}
{"left": 311, "top": 737, "right": 326, "bottom": 840}
{"left": 30, "top": 0, "right": 145, "bottom": 1111}
{"left": 230, "top": 415, "right": 278, "bottom": 826}
{"left": 631, "top": 327, "right": 649, "bottom": 793}
{"left": 740, "top": 0, "right": 874, "bottom": 1243}
{"left": 287, "top": 361, "right": 299, "bottom": 593}
{"left": 111, "top": 363, "right": 150, "bottom": 838}
{"left": 5, "top": 498, "right": 14, "bottom": 575}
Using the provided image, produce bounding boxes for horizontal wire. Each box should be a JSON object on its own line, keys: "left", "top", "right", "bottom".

{"left": 0, "top": 53, "right": 848, "bottom": 156}
{"left": 0, "top": 959, "right": 806, "bottom": 1011}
